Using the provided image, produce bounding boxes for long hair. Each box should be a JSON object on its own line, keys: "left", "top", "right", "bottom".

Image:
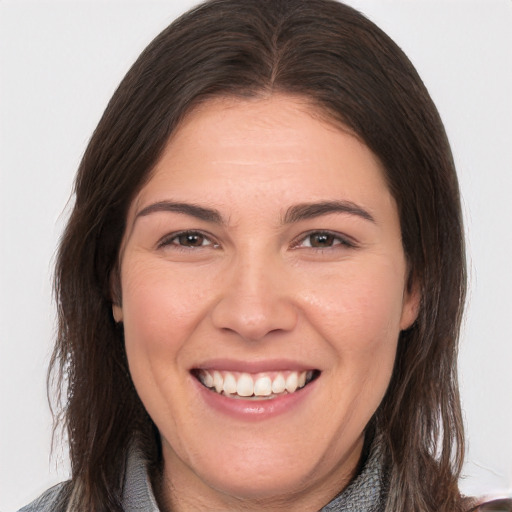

{"left": 51, "top": 1, "right": 467, "bottom": 510}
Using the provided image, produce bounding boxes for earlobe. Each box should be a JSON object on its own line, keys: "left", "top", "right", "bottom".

{"left": 112, "top": 304, "right": 123, "bottom": 323}
{"left": 399, "top": 281, "right": 421, "bottom": 331}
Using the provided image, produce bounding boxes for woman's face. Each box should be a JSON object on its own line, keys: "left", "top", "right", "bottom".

{"left": 114, "top": 95, "right": 419, "bottom": 510}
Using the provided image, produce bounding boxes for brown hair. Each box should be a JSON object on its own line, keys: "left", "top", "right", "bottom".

{"left": 51, "top": 0, "right": 467, "bottom": 510}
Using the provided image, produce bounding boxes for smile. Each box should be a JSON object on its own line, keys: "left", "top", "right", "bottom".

{"left": 193, "top": 369, "right": 318, "bottom": 400}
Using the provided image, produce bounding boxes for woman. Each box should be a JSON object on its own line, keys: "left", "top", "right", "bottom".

{"left": 19, "top": 0, "right": 471, "bottom": 510}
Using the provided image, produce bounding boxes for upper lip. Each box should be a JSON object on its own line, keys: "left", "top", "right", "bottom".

{"left": 191, "top": 358, "right": 318, "bottom": 373}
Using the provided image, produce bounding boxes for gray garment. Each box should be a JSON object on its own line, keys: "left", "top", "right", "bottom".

{"left": 318, "top": 435, "right": 385, "bottom": 512}
{"left": 18, "top": 436, "right": 385, "bottom": 512}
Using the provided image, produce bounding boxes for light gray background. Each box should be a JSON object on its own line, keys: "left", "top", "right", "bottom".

{"left": 1, "top": 0, "right": 511, "bottom": 510}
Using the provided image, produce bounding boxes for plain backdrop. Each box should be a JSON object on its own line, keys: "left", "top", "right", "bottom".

{"left": 1, "top": 0, "right": 511, "bottom": 510}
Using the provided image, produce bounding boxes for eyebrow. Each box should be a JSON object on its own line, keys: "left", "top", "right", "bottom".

{"left": 283, "top": 200, "right": 375, "bottom": 224}
{"left": 135, "top": 201, "right": 225, "bottom": 224}
{"left": 134, "top": 199, "right": 375, "bottom": 226}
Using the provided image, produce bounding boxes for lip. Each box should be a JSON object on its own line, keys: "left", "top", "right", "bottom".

{"left": 192, "top": 358, "right": 315, "bottom": 373}
{"left": 190, "top": 366, "right": 319, "bottom": 421}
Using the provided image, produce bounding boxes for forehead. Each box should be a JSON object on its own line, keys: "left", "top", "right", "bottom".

{"left": 126, "top": 94, "right": 396, "bottom": 230}
{"left": 166, "top": 94, "right": 361, "bottom": 159}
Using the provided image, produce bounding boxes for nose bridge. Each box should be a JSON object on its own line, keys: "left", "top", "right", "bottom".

{"left": 211, "top": 243, "right": 297, "bottom": 341}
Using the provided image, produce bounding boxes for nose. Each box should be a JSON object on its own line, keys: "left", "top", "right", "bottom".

{"left": 210, "top": 253, "right": 298, "bottom": 341}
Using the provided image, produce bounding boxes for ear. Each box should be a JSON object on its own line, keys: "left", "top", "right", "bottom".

{"left": 399, "top": 277, "right": 421, "bottom": 331}
{"left": 112, "top": 303, "right": 123, "bottom": 323}
{"left": 110, "top": 266, "right": 123, "bottom": 323}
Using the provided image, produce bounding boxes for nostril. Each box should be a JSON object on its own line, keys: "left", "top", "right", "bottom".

{"left": 210, "top": 296, "right": 298, "bottom": 342}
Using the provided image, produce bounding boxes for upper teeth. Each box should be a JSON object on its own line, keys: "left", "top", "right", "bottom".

{"left": 196, "top": 369, "right": 312, "bottom": 398}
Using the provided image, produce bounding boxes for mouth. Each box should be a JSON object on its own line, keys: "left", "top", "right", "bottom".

{"left": 191, "top": 368, "right": 320, "bottom": 400}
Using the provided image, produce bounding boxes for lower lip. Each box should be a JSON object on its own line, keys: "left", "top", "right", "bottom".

{"left": 191, "top": 374, "right": 318, "bottom": 421}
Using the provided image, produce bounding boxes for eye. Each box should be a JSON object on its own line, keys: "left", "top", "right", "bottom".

{"left": 158, "top": 230, "right": 218, "bottom": 249}
{"left": 292, "top": 231, "right": 355, "bottom": 249}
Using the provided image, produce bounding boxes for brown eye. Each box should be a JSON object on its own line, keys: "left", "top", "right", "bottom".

{"left": 177, "top": 233, "right": 206, "bottom": 247}
{"left": 293, "top": 231, "right": 355, "bottom": 250}
{"left": 159, "top": 231, "right": 216, "bottom": 250}
{"left": 309, "top": 233, "right": 336, "bottom": 248}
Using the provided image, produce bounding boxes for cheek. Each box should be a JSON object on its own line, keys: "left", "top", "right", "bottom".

{"left": 119, "top": 261, "right": 217, "bottom": 419}
{"left": 303, "top": 261, "right": 406, "bottom": 348}
{"left": 120, "top": 260, "right": 218, "bottom": 375}
{"left": 123, "top": 260, "right": 207, "bottom": 329}
{"left": 299, "top": 259, "right": 405, "bottom": 411}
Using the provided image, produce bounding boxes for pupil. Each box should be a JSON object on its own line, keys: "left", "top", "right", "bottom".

{"left": 312, "top": 233, "right": 333, "bottom": 247}
{"left": 180, "top": 233, "right": 203, "bottom": 246}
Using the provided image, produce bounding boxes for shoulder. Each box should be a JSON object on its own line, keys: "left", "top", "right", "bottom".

{"left": 466, "top": 497, "right": 512, "bottom": 511}
{"left": 17, "top": 482, "right": 69, "bottom": 512}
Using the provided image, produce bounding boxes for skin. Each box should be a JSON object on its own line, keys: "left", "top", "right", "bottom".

{"left": 113, "top": 95, "right": 420, "bottom": 511}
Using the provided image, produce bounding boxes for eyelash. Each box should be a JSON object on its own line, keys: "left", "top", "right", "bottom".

{"left": 157, "top": 230, "right": 219, "bottom": 250}
{"left": 157, "top": 230, "right": 356, "bottom": 251}
{"left": 291, "top": 230, "right": 356, "bottom": 250}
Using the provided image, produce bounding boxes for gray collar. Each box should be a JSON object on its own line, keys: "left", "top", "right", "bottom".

{"left": 319, "top": 434, "right": 386, "bottom": 511}
{"left": 121, "top": 436, "right": 386, "bottom": 512}
{"left": 121, "top": 446, "right": 160, "bottom": 512}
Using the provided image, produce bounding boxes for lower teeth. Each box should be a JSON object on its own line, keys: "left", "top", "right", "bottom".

{"left": 220, "top": 391, "right": 289, "bottom": 400}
